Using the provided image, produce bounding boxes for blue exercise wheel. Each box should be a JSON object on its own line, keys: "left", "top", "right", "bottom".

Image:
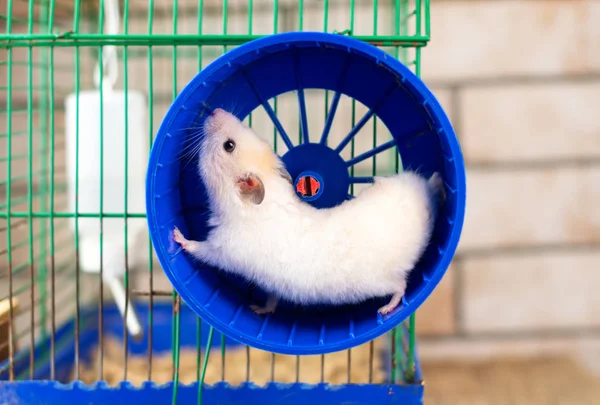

{"left": 146, "top": 32, "right": 466, "bottom": 355}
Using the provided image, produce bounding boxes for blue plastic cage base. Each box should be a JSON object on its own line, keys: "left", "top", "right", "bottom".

{"left": 0, "top": 381, "right": 424, "bottom": 405}
{"left": 0, "top": 301, "right": 424, "bottom": 404}
{"left": 0, "top": 302, "right": 240, "bottom": 383}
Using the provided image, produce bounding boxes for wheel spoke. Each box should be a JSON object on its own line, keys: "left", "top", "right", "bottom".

{"left": 333, "top": 84, "right": 397, "bottom": 154}
{"left": 349, "top": 176, "right": 375, "bottom": 184}
{"left": 321, "top": 54, "right": 352, "bottom": 145}
{"left": 320, "top": 91, "right": 342, "bottom": 145}
{"left": 297, "top": 88, "right": 309, "bottom": 144}
{"left": 345, "top": 139, "right": 396, "bottom": 167}
{"left": 293, "top": 50, "right": 310, "bottom": 145}
{"left": 262, "top": 102, "right": 294, "bottom": 151}
{"left": 334, "top": 108, "right": 374, "bottom": 154}
{"left": 243, "top": 71, "right": 294, "bottom": 150}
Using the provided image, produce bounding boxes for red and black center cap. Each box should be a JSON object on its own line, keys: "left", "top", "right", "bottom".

{"left": 295, "top": 175, "right": 321, "bottom": 198}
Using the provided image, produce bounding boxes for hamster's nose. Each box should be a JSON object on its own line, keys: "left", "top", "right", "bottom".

{"left": 211, "top": 108, "right": 225, "bottom": 116}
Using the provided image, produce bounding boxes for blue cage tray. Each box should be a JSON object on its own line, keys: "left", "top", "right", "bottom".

{"left": 0, "top": 302, "right": 424, "bottom": 405}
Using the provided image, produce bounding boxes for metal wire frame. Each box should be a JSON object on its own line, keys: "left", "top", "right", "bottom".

{"left": 0, "top": 0, "right": 427, "bottom": 401}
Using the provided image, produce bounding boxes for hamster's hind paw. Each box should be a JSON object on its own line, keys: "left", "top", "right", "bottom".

{"left": 378, "top": 291, "right": 404, "bottom": 315}
{"left": 428, "top": 172, "right": 446, "bottom": 203}
{"left": 250, "top": 295, "right": 279, "bottom": 315}
{"left": 250, "top": 305, "right": 275, "bottom": 315}
{"left": 377, "top": 303, "right": 397, "bottom": 315}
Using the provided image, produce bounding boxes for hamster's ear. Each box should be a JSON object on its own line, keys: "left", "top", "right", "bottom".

{"left": 276, "top": 165, "right": 293, "bottom": 184}
{"left": 237, "top": 174, "right": 265, "bottom": 205}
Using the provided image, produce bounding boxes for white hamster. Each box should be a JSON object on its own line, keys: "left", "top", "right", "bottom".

{"left": 173, "top": 108, "right": 444, "bottom": 315}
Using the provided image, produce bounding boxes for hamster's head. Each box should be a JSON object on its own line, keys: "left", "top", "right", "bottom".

{"left": 198, "top": 108, "right": 292, "bottom": 209}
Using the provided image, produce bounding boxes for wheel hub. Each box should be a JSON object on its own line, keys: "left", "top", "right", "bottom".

{"left": 281, "top": 143, "right": 349, "bottom": 209}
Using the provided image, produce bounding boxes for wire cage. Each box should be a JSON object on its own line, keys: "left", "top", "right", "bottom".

{"left": 0, "top": 0, "right": 437, "bottom": 404}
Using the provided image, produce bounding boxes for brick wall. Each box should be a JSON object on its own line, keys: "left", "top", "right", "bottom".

{"left": 414, "top": 0, "right": 600, "bottom": 362}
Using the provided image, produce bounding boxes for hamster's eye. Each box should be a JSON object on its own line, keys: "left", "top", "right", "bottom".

{"left": 223, "top": 139, "right": 236, "bottom": 153}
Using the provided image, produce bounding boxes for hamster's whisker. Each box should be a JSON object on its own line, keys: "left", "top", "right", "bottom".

{"left": 179, "top": 136, "right": 203, "bottom": 156}
{"left": 185, "top": 130, "right": 206, "bottom": 143}
{"left": 178, "top": 131, "right": 205, "bottom": 164}
{"left": 179, "top": 144, "right": 203, "bottom": 169}
{"left": 179, "top": 136, "right": 205, "bottom": 156}
{"left": 227, "top": 102, "right": 241, "bottom": 119}
{"left": 177, "top": 125, "right": 206, "bottom": 132}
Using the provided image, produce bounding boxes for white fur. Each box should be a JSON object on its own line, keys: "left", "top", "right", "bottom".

{"left": 175, "top": 109, "right": 441, "bottom": 313}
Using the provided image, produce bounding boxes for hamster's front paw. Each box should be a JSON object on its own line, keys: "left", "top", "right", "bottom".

{"left": 173, "top": 227, "right": 189, "bottom": 250}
